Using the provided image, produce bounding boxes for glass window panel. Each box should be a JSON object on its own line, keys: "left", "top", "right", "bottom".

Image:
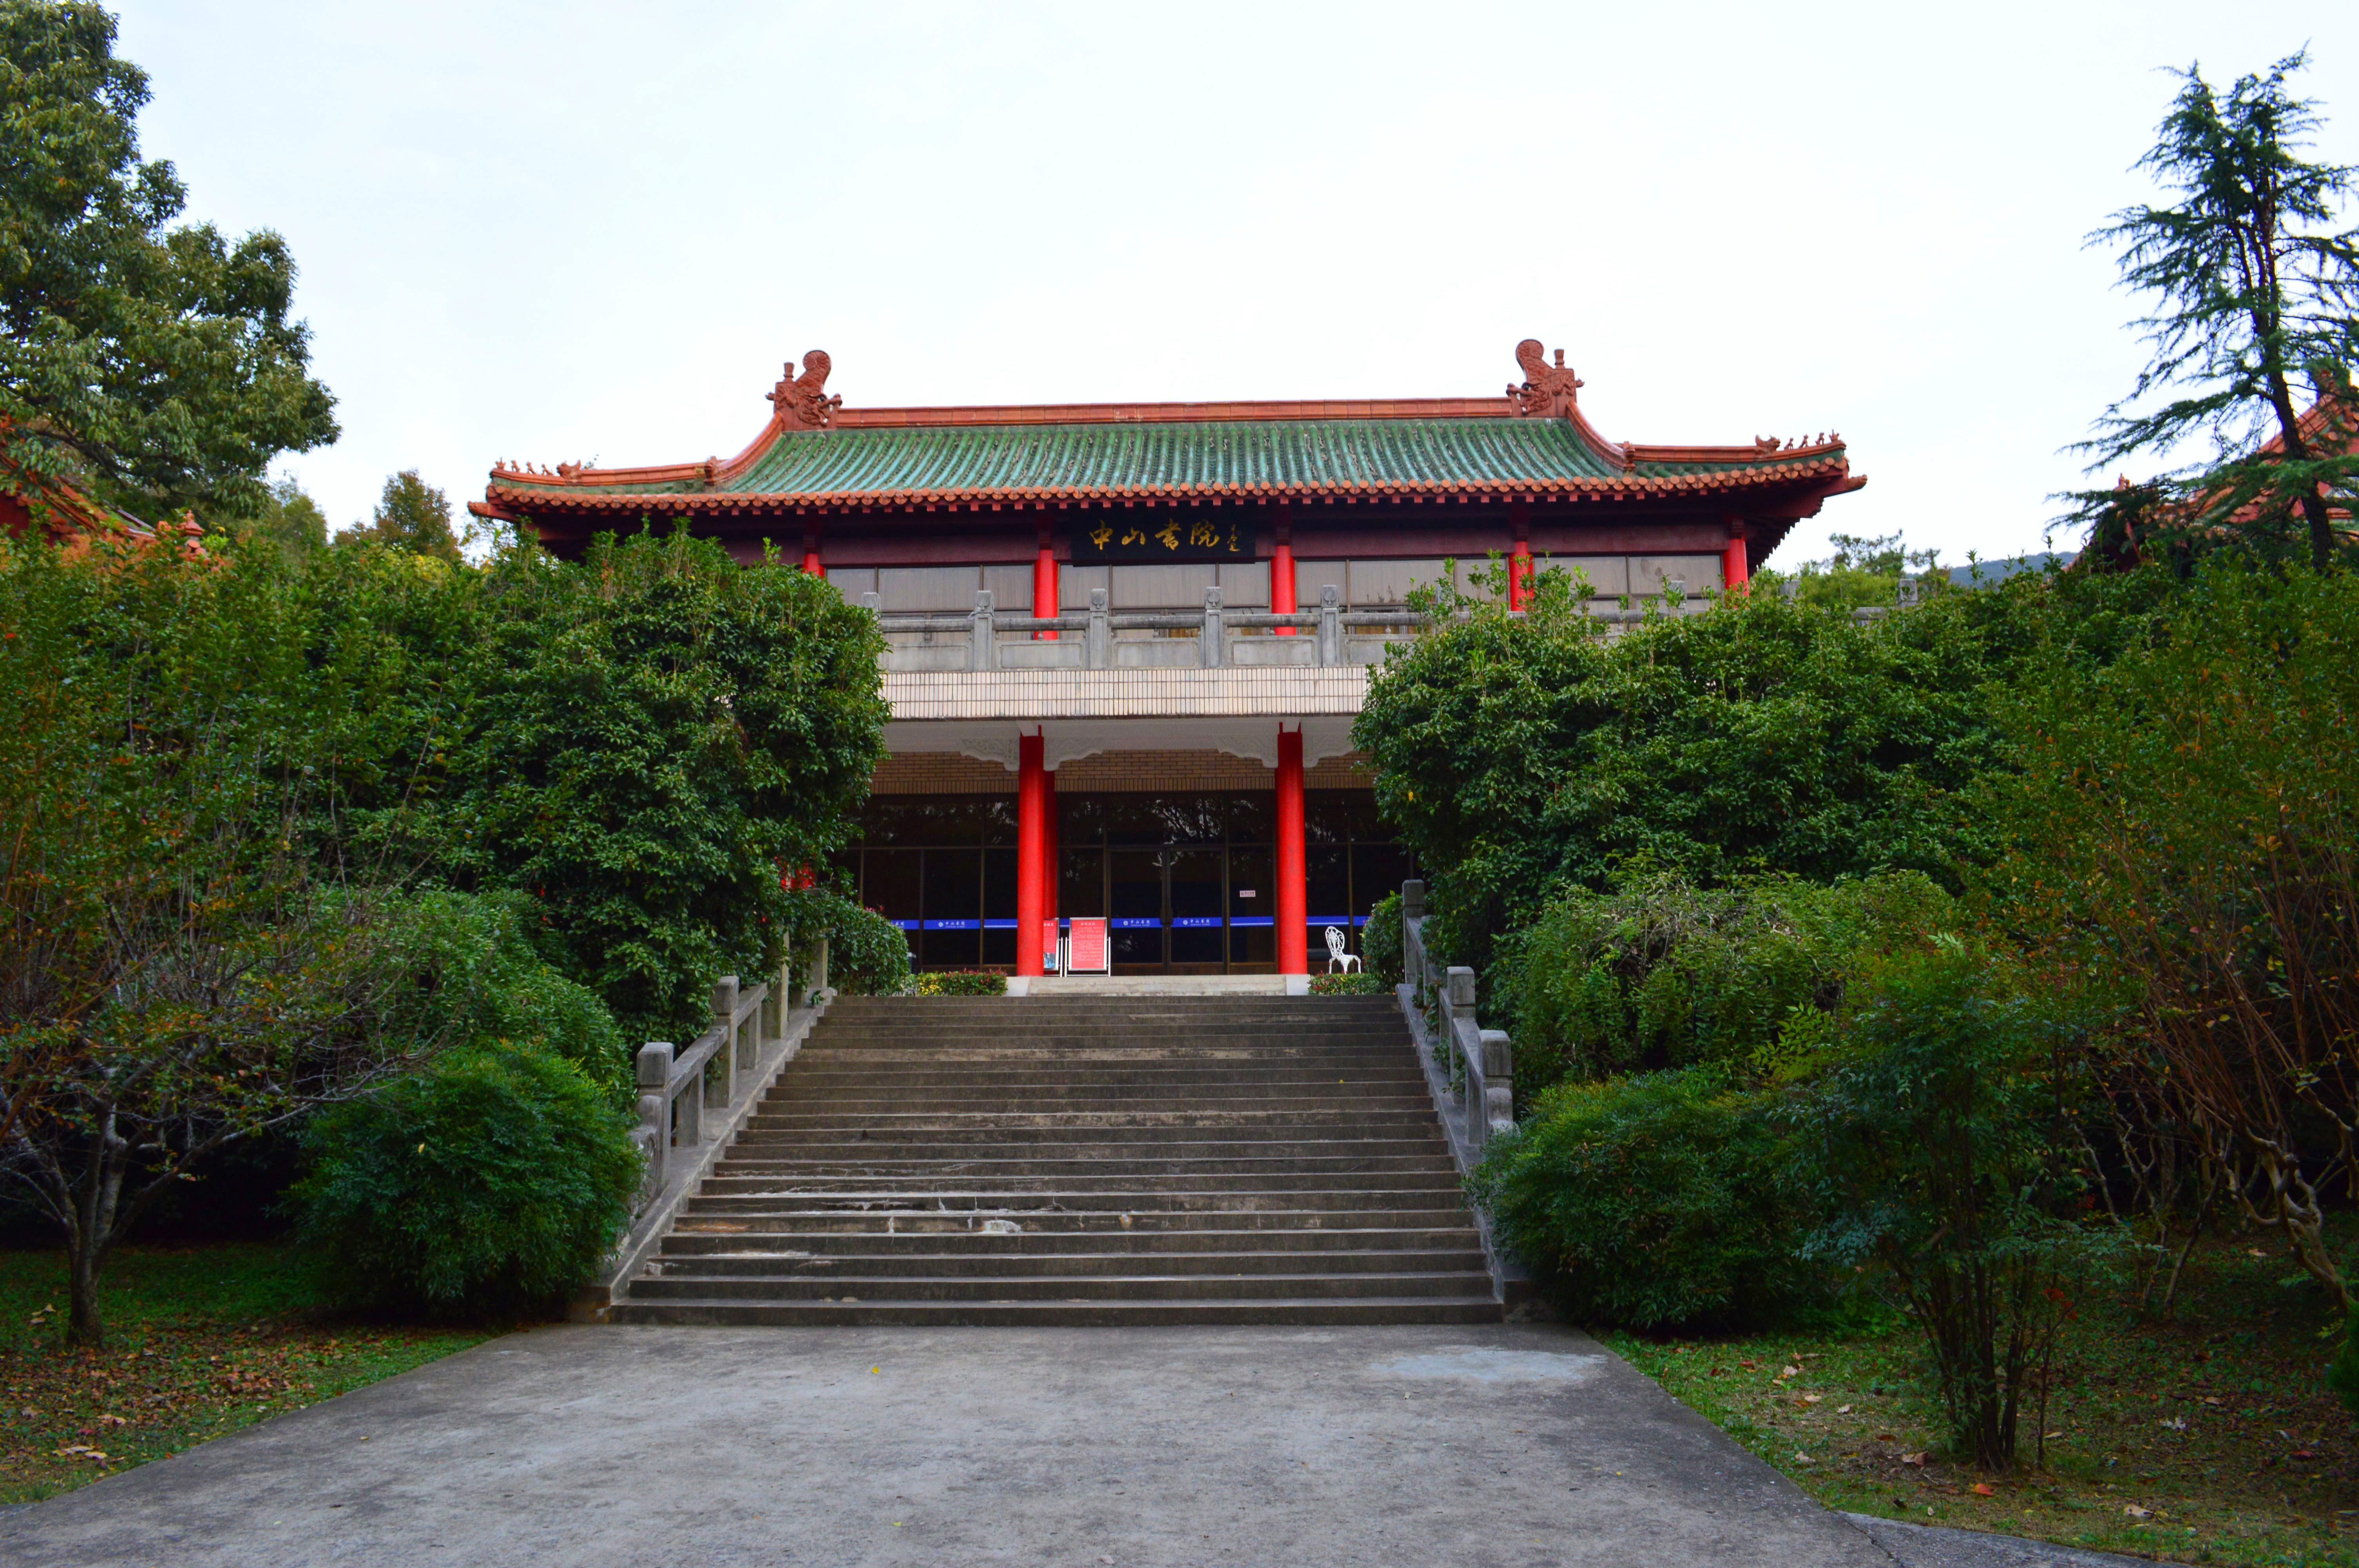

{"left": 1351, "top": 843, "right": 1413, "bottom": 921}
{"left": 1060, "top": 847, "right": 1105, "bottom": 917}
{"left": 865, "top": 850, "right": 921, "bottom": 922}
{"left": 877, "top": 566, "right": 983, "bottom": 612}
{"left": 1307, "top": 845, "right": 1350, "bottom": 924}
{"left": 1227, "top": 792, "right": 1273, "bottom": 844}
{"left": 982, "top": 847, "right": 1019, "bottom": 920}
{"left": 920, "top": 848, "right": 982, "bottom": 969}
{"left": 1059, "top": 793, "right": 1111, "bottom": 846}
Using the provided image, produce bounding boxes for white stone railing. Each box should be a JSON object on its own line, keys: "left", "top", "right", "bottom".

{"left": 572, "top": 939, "right": 832, "bottom": 1319}
{"left": 1396, "top": 877, "right": 1531, "bottom": 1310}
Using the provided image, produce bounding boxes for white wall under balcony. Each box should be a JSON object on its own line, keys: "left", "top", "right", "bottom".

{"left": 879, "top": 668, "right": 1365, "bottom": 771}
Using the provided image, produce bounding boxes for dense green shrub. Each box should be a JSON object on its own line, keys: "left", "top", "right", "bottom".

{"left": 783, "top": 886, "right": 912, "bottom": 996}
{"left": 1307, "top": 971, "right": 1387, "bottom": 995}
{"left": 419, "top": 529, "right": 887, "bottom": 1041}
{"left": 1359, "top": 891, "right": 1404, "bottom": 987}
{"left": 370, "top": 888, "right": 630, "bottom": 1096}
{"left": 1498, "top": 872, "right": 1952, "bottom": 1098}
{"left": 289, "top": 1046, "right": 640, "bottom": 1314}
{"left": 910, "top": 970, "right": 1006, "bottom": 996}
{"left": 1352, "top": 558, "right": 2176, "bottom": 974}
{"left": 1470, "top": 1067, "right": 1818, "bottom": 1328}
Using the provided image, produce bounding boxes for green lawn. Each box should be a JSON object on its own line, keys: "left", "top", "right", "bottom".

{"left": 0, "top": 1244, "right": 490, "bottom": 1504}
{"left": 1608, "top": 1235, "right": 2359, "bottom": 1566}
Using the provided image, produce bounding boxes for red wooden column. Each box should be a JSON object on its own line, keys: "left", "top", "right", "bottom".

{"left": 1721, "top": 531, "right": 1750, "bottom": 593}
{"left": 1271, "top": 540, "right": 1297, "bottom": 635}
{"left": 1033, "top": 541, "right": 1058, "bottom": 639}
{"left": 1016, "top": 733, "right": 1048, "bottom": 977}
{"left": 1275, "top": 727, "right": 1307, "bottom": 976}
{"left": 1508, "top": 501, "right": 1533, "bottom": 610}
{"left": 801, "top": 524, "right": 824, "bottom": 577}
{"left": 1041, "top": 762, "right": 1060, "bottom": 966}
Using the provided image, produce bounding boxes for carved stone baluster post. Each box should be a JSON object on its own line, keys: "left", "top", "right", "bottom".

{"left": 1086, "top": 588, "right": 1111, "bottom": 669}
{"left": 970, "top": 590, "right": 997, "bottom": 671}
{"left": 634, "top": 1042, "right": 674, "bottom": 1203}
{"left": 1200, "top": 585, "right": 1224, "bottom": 668}
{"left": 1316, "top": 584, "right": 1341, "bottom": 665}
{"left": 708, "top": 976, "right": 738, "bottom": 1105}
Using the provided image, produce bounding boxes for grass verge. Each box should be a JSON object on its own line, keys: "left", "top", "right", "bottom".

{"left": 0, "top": 1243, "right": 491, "bottom": 1504}
{"left": 1605, "top": 1235, "right": 2359, "bottom": 1566}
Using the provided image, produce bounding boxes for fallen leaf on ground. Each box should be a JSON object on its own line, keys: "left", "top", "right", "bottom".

{"left": 1836, "top": 1404, "right": 1852, "bottom": 1414}
{"left": 1972, "top": 1483, "right": 1996, "bottom": 1497}
{"left": 2125, "top": 1504, "right": 2151, "bottom": 1519}
{"left": 1901, "top": 1452, "right": 1929, "bottom": 1467}
{"left": 1801, "top": 1393, "right": 1822, "bottom": 1405}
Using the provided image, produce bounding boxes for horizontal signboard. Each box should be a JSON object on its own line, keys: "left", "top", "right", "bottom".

{"left": 1069, "top": 512, "right": 1254, "bottom": 564}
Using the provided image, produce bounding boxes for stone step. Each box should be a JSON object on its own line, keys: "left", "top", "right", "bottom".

{"left": 697, "top": 1171, "right": 1465, "bottom": 1198}
{"left": 739, "top": 1110, "right": 1447, "bottom": 1131}
{"left": 670, "top": 1207, "right": 1472, "bottom": 1235}
{"left": 656, "top": 1225, "right": 1482, "bottom": 1258}
{"left": 711, "top": 1153, "right": 1461, "bottom": 1177}
{"left": 613, "top": 992, "right": 1497, "bottom": 1328}
{"left": 668, "top": 1205, "right": 1481, "bottom": 1234}
{"left": 605, "top": 1296, "right": 1501, "bottom": 1327}
{"left": 727, "top": 1128, "right": 1451, "bottom": 1152}
{"left": 741, "top": 1097, "right": 1438, "bottom": 1119}
{"left": 682, "top": 1185, "right": 1463, "bottom": 1215}
{"left": 647, "top": 1247, "right": 1488, "bottom": 1278}
{"left": 625, "top": 1269, "right": 1492, "bottom": 1303}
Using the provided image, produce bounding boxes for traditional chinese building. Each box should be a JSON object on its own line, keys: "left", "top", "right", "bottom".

{"left": 472, "top": 339, "right": 1863, "bottom": 985}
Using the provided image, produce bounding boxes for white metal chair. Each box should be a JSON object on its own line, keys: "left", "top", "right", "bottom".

{"left": 1325, "top": 926, "right": 1361, "bottom": 974}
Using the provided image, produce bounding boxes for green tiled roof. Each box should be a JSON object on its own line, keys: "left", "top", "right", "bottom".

{"left": 495, "top": 417, "right": 1805, "bottom": 501}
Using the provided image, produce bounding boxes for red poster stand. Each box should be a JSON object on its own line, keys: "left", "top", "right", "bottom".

{"left": 1065, "top": 918, "right": 1109, "bottom": 974}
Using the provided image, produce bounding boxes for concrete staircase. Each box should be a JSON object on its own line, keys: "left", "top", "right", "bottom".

{"left": 609, "top": 994, "right": 1502, "bottom": 1325}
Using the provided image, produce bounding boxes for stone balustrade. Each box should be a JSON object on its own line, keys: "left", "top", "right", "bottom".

{"left": 1396, "top": 878, "right": 1532, "bottom": 1310}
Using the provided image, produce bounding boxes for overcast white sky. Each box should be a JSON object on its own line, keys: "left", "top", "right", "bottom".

{"left": 112, "top": 2, "right": 2358, "bottom": 568}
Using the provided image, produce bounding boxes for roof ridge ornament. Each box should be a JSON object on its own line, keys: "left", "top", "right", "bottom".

{"left": 769, "top": 350, "right": 843, "bottom": 430}
{"left": 1508, "top": 339, "right": 1583, "bottom": 419}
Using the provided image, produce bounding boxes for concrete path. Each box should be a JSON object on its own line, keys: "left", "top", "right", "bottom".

{"left": 0, "top": 1323, "right": 2137, "bottom": 1568}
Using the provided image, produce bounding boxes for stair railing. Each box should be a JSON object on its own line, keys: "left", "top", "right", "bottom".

{"left": 1398, "top": 878, "right": 1530, "bottom": 1310}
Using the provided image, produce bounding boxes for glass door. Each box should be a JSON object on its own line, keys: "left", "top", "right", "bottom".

{"left": 1167, "top": 849, "right": 1225, "bottom": 973}
{"left": 1110, "top": 850, "right": 1164, "bottom": 971}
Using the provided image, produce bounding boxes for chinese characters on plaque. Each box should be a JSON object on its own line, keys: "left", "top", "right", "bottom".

{"left": 1068, "top": 514, "right": 1254, "bottom": 565}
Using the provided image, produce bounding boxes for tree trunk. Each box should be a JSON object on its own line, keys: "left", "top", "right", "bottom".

{"left": 65, "top": 1235, "right": 107, "bottom": 1348}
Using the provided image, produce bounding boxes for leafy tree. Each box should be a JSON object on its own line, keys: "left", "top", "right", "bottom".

{"left": 1785, "top": 947, "right": 2095, "bottom": 1472}
{"left": 0, "top": 531, "right": 437, "bottom": 1344}
{"left": 424, "top": 528, "right": 889, "bottom": 1039}
{"left": 343, "top": 469, "right": 460, "bottom": 561}
{"left": 0, "top": 1, "right": 338, "bottom": 515}
{"left": 2074, "top": 51, "right": 2359, "bottom": 570}
{"left": 1987, "top": 559, "right": 2359, "bottom": 1310}
{"left": 212, "top": 472, "right": 325, "bottom": 562}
